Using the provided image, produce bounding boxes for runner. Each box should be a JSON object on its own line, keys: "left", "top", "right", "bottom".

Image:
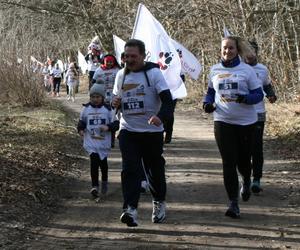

{"left": 77, "top": 84, "right": 119, "bottom": 197}
{"left": 245, "top": 41, "right": 277, "bottom": 194}
{"left": 203, "top": 36, "right": 263, "bottom": 218}
{"left": 112, "top": 39, "right": 174, "bottom": 227}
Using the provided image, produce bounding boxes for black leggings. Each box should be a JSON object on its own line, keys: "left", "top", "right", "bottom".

{"left": 88, "top": 71, "right": 95, "bottom": 90}
{"left": 90, "top": 153, "right": 108, "bottom": 187}
{"left": 251, "top": 121, "right": 265, "bottom": 180}
{"left": 53, "top": 77, "right": 61, "bottom": 93}
{"left": 214, "top": 121, "right": 254, "bottom": 201}
{"left": 163, "top": 99, "right": 177, "bottom": 137}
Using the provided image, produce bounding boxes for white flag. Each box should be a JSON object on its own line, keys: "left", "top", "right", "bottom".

{"left": 113, "top": 35, "right": 126, "bottom": 65}
{"left": 57, "top": 59, "right": 64, "bottom": 72}
{"left": 78, "top": 51, "right": 88, "bottom": 74}
{"left": 132, "top": 3, "right": 186, "bottom": 99}
{"left": 171, "top": 39, "right": 202, "bottom": 80}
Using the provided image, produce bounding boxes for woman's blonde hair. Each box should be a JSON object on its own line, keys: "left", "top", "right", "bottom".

{"left": 222, "top": 36, "right": 255, "bottom": 60}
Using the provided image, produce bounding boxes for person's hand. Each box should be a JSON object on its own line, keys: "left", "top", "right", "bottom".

{"left": 148, "top": 115, "right": 162, "bottom": 126}
{"left": 112, "top": 96, "right": 121, "bottom": 109}
{"left": 235, "top": 94, "right": 247, "bottom": 103}
{"left": 99, "top": 125, "right": 109, "bottom": 132}
{"left": 79, "top": 130, "right": 84, "bottom": 137}
{"left": 203, "top": 103, "right": 216, "bottom": 113}
{"left": 268, "top": 95, "right": 277, "bottom": 103}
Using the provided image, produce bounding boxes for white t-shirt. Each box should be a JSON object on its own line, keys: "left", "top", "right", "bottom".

{"left": 93, "top": 67, "right": 119, "bottom": 103}
{"left": 86, "top": 54, "right": 100, "bottom": 72}
{"left": 113, "top": 68, "right": 168, "bottom": 132}
{"left": 65, "top": 69, "right": 78, "bottom": 87}
{"left": 52, "top": 68, "right": 62, "bottom": 78}
{"left": 80, "top": 105, "right": 112, "bottom": 159}
{"left": 252, "top": 63, "right": 271, "bottom": 114}
{"left": 208, "top": 62, "right": 260, "bottom": 125}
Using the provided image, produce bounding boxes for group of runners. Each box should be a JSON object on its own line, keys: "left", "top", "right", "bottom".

{"left": 67, "top": 36, "right": 277, "bottom": 227}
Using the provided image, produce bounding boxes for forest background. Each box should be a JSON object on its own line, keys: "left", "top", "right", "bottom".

{"left": 0, "top": 0, "right": 299, "bottom": 105}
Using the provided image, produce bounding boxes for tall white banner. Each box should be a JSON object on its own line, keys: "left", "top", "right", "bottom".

{"left": 113, "top": 35, "right": 126, "bottom": 65}
{"left": 132, "top": 3, "right": 186, "bottom": 99}
{"left": 171, "top": 39, "right": 202, "bottom": 80}
{"left": 78, "top": 51, "right": 88, "bottom": 74}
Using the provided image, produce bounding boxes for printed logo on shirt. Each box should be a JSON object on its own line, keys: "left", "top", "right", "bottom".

{"left": 136, "top": 84, "right": 145, "bottom": 96}
{"left": 122, "top": 83, "right": 140, "bottom": 92}
{"left": 218, "top": 73, "right": 232, "bottom": 79}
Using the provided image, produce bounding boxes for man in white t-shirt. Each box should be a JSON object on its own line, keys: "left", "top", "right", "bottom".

{"left": 112, "top": 39, "right": 174, "bottom": 227}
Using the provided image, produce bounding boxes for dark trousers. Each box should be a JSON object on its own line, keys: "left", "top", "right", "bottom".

{"left": 119, "top": 130, "right": 166, "bottom": 209}
{"left": 66, "top": 83, "right": 69, "bottom": 95}
{"left": 214, "top": 121, "right": 254, "bottom": 201}
{"left": 88, "top": 71, "right": 95, "bottom": 90}
{"left": 90, "top": 153, "right": 108, "bottom": 187}
{"left": 53, "top": 77, "right": 61, "bottom": 93}
{"left": 163, "top": 99, "right": 177, "bottom": 139}
{"left": 251, "top": 121, "right": 265, "bottom": 180}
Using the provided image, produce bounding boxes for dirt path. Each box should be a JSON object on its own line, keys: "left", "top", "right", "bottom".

{"left": 24, "top": 94, "right": 300, "bottom": 249}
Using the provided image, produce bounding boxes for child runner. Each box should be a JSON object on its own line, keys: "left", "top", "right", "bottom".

{"left": 65, "top": 63, "right": 79, "bottom": 102}
{"left": 77, "top": 84, "right": 119, "bottom": 197}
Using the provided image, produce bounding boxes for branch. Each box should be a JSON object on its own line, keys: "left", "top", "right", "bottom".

{"left": 0, "top": 1, "right": 85, "bottom": 18}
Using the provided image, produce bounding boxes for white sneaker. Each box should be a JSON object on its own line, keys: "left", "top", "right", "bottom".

{"left": 67, "top": 95, "right": 70, "bottom": 101}
{"left": 90, "top": 186, "right": 99, "bottom": 197}
{"left": 152, "top": 201, "right": 166, "bottom": 223}
{"left": 120, "top": 206, "right": 138, "bottom": 227}
{"left": 71, "top": 97, "right": 75, "bottom": 102}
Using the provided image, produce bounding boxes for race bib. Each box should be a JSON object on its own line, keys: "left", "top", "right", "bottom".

{"left": 219, "top": 81, "right": 239, "bottom": 102}
{"left": 122, "top": 96, "right": 145, "bottom": 115}
{"left": 87, "top": 114, "right": 106, "bottom": 140}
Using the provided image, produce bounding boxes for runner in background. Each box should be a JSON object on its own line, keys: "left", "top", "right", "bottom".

{"left": 92, "top": 54, "right": 121, "bottom": 148}
{"left": 245, "top": 41, "right": 277, "bottom": 194}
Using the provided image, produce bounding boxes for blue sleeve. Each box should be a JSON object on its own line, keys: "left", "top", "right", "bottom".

{"left": 203, "top": 87, "right": 215, "bottom": 104}
{"left": 245, "top": 87, "right": 264, "bottom": 105}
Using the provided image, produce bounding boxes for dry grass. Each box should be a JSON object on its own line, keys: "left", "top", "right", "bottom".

{"left": 265, "top": 102, "right": 300, "bottom": 160}
{"left": 0, "top": 100, "right": 86, "bottom": 245}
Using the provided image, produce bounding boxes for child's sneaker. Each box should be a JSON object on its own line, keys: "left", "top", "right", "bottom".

{"left": 152, "top": 201, "right": 166, "bottom": 223}
{"left": 101, "top": 181, "right": 108, "bottom": 195}
{"left": 120, "top": 206, "right": 138, "bottom": 227}
{"left": 225, "top": 200, "right": 240, "bottom": 218}
{"left": 90, "top": 186, "right": 99, "bottom": 197}
{"left": 251, "top": 179, "right": 262, "bottom": 194}
{"left": 240, "top": 180, "right": 251, "bottom": 201}
{"left": 67, "top": 95, "right": 71, "bottom": 101}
